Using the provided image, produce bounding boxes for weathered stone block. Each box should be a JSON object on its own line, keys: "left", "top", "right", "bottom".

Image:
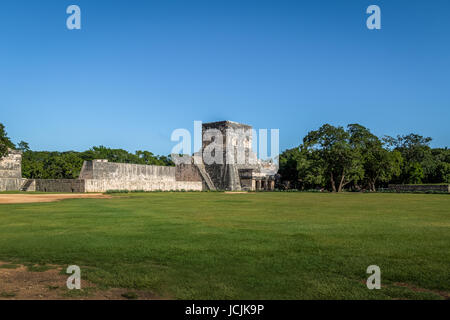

{"left": 388, "top": 184, "right": 449, "bottom": 193}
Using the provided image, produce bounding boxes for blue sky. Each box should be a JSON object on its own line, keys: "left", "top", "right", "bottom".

{"left": 1, "top": 0, "right": 449, "bottom": 155}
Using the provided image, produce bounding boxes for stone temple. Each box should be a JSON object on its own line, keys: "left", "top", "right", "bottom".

{"left": 0, "top": 121, "right": 277, "bottom": 192}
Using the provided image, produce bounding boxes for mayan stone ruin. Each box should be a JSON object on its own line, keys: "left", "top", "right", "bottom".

{"left": 0, "top": 149, "right": 25, "bottom": 191}
{"left": 199, "top": 121, "right": 277, "bottom": 191}
{"left": 0, "top": 121, "right": 277, "bottom": 192}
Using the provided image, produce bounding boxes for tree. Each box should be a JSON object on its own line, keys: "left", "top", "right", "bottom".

{"left": 21, "top": 145, "right": 175, "bottom": 179}
{"left": 296, "top": 146, "right": 326, "bottom": 189}
{"left": 433, "top": 148, "right": 450, "bottom": 183}
{"left": 347, "top": 124, "right": 402, "bottom": 191}
{"left": 404, "top": 162, "right": 424, "bottom": 184}
{"left": 302, "top": 124, "right": 364, "bottom": 192}
{"left": 17, "top": 141, "right": 30, "bottom": 152}
{"left": 0, "top": 123, "right": 15, "bottom": 158}
{"left": 383, "top": 133, "right": 434, "bottom": 184}
{"left": 278, "top": 147, "right": 303, "bottom": 189}
{"left": 280, "top": 126, "right": 448, "bottom": 190}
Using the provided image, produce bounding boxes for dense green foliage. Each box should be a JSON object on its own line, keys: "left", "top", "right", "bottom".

{"left": 279, "top": 124, "right": 450, "bottom": 191}
{"left": 2, "top": 121, "right": 449, "bottom": 185}
{"left": 0, "top": 123, "right": 15, "bottom": 158}
{"left": 1, "top": 122, "right": 174, "bottom": 179}
{"left": 0, "top": 192, "right": 448, "bottom": 299}
{"left": 20, "top": 146, "right": 174, "bottom": 179}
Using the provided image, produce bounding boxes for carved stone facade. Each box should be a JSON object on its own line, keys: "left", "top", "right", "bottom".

{"left": 77, "top": 159, "right": 203, "bottom": 192}
{"left": 0, "top": 120, "right": 277, "bottom": 192}
{"left": 0, "top": 149, "right": 25, "bottom": 191}
{"left": 0, "top": 153, "right": 203, "bottom": 192}
{"left": 191, "top": 120, "right": 277, "bottom": 191}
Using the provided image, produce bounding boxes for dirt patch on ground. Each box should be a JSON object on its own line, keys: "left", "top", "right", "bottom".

{"left": 0, "top": 261, "right": 161, "bottom": 300}
{"left": 0, "top": 193, "right": 111, "bottom": 204}
{"left": 359, "top": 279, "right": 448, "bottom": 300}
{"left": 224, "top": 191, "right": 250, "bottom": 194}
{"left": 394, "top": 282, "right": 449, "bottom": 300}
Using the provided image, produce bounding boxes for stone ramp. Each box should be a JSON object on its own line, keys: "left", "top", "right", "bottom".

{"left": 194, "top": 163, "right": 216, "bottom": 191}
{"left": 20, "top": 179, "right": 34, "bottom": 191}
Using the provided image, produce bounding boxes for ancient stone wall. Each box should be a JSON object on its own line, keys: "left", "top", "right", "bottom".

{"left": 0, "top": 178, "right": 26, "bottom": 191}
{"left": 388, "top": 184, "right": 449, "bottom": 193}
{"left": 202, "top": 121, "right": 254, "bottom": 190}
{"left": 200, "top": 121, "right": 277, "bottom": 191}
{"left": 238, "top": 169, "right": 254, "bottom": 191}
{"left": 0, "top": 150, "right": 22, "bottom": 178}
{"left": 20, "top": 177, "right": 202, "bottom": 193}
{"left": 83, "top": 179, "right": 202, "bottom": 192}
{"left": 0, "top": 121, "right": 277, "bottom": 193}
{"left": 34, "top": 179, "right": 86, "bottom": 193}
{"left": 175, "top": 164, "right": 202, "bottom": 182}
{"left": 78, "top": 160, "right": 203, "bottom": 192}
{"left": 0, "top": 150, "right": 25, "bottom": 191}
{"left": 80, "top": 160, "right": 176, "bottom": 181}
{"left": 79, "top": 160, "right": 94, "bottom": 179}
{"left": 202, "top": 121, "right": 253, "bottom": 165}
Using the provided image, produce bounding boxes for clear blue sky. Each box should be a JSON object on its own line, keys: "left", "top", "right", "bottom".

{"left": 1, "top": 0, "right": 449, "bottom": 155}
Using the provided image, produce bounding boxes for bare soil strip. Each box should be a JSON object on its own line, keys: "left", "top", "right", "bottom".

{"left": 394, "top": 282, "right": 449, "bottom": 300}
{"left": 224, "top": 191, "right": 250, "bottom": 194}
{"left": 0, "top": 193, "right": 110, "bottom": 204}
{"left": 0, "top": 261, "right": 160, "bottom": 300}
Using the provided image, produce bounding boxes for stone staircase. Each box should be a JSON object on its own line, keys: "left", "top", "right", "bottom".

{"left": 20, "top": 179, "right": 35, "bottom": 191}
{"left": 194, "top": 163, "right": 216, "bottom": 191}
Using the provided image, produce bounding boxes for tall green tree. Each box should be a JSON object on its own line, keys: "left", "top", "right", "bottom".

{"left": 17, "top": 141, "right": 30, "bottom": 152}
{"left": 383, "top": 133, "right": 433, "bottom": 184}
{"left": 302, "top": 124, "right": 364, "bottom": 192}
{"left": 278, "top": 147, "right": 302, "bottom": 189}
{"left": 0, "top": 123, "right": 15, "bottom": 158}
{"left": 431, "top": 148, "right": 450, "bottom": 183}
{"left": 347, "top": 124, "right": 402, "bottom": 191}
{"left": 21, "top": 146, "right": 175, "bottom": 179}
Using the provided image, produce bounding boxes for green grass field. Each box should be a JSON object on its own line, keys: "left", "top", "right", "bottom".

{"left": 0, "top": 192, "right": 449, "bottom": 299}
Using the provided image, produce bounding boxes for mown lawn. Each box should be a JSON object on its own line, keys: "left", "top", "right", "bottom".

{"left": 0, "top": 192, "right": 448, "bottom": 299}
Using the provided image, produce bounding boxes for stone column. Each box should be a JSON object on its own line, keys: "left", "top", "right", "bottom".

{"left": 269, "top": 180, "right": 275, "bottom": 191}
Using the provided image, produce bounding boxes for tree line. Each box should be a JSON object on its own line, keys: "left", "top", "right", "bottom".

{"left": 0, "top": 123, "right": 15, "bottom": 158}
{"left": 0, "top": 122, "right": 174, "bottom": 179}
{"left": 278, "top": 123, "right": 450, "bottom": 191}
{"left": 2, "top": 121, "right": 449, "bottom": 188}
